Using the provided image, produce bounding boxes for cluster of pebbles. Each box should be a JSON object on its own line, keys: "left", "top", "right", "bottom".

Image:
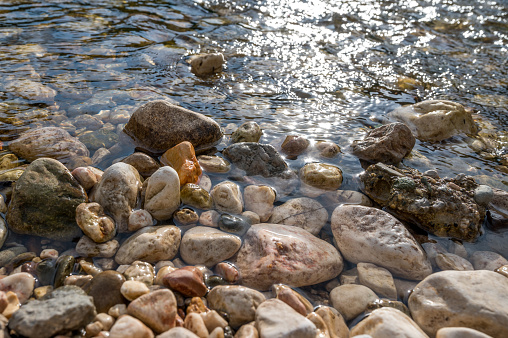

{"left": 0, "top": 98, "right": 507, "bottom": 338}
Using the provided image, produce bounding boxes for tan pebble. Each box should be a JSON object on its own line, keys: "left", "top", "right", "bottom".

{"left": 85, "top": 321, "right": 103, "bottom": 338}
{"left": 108, "top": 304, "right": 128, "bottom": 318}
{"left": 2, "top": 291, "right": 20, "bottom": 319}
{"left": 72, "top": 166, "right": 98, "bottom": 190}
{"left": 109, "top": 314, "right": 154, "bottom": 338}
{"left": 40, "top": 249, "right": 59, "bottom": 260}
{"left": 0, "top": 272, "right": 35, "bottom": 304}
{"left": 234, "top": 324, "right": 259, "bottom": 338}
{"left": 80, "top": 259, "right": 104, "bottom": 276}
{"left": 241, "top": 211, "right": 260, "bottom": 225}
{"left": 123, "top": 261, "right": 155, "bottom": 286}
{"left": 315, "top": 306, "right": 349, "bottom": 338}
{"left": 121, "top": 280, "right": 150, "bottom": 301}
{"left": 155, "top": 261, "right": 174, "bottom": 270}
{"left": 243, "top": 185, "right": 276, "bottom": 222}
{"left": 65, "top": 274, "right": 93, "bottom": 289}
{"left": 33, "top": 285, "right": 53, "bottom": 299}
{"left": 95, "top": 313, "right": 115, "bottom": 331}
{"left": 127, "top": 289, "right": 177, "bottom": 334}
{"left": 306, "top": 312, "right": 330, "bottom": 338}
{"left": 155, "top": 266, "right": 178, "bottom": 286}
{"left": 128, "top": 209, "right": 153, "bottom": 232}
{"left": 76, "top": 203, "right": 116, "bottom": 243}
{"left": 187, "top": 297, "right": 209, "bottom": 314}
{"left": 208, "top": 326, "right": 224, "bottom": 338}
{"left": 496, "top": 265, "right": 508, "bottom": 278}
{"left": 199, "top": 210, "right": 220, "bottom": 227}
{"left": 184, "top": 312, "right": 209, "bottom": 338}
{"left": 200, "top": 310, "right": 228, "bottom": 333}
{"left": 275, "top": 287, "right": 308, "bottom": 316}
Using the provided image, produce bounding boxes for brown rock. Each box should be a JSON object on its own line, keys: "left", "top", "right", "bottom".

{"left": 281, "top": 135, "right": 310, "bottom": 157}
{"left": 163, "top": 266, "right": 208, "bottom": 297}
{"left": 123, "top": 100, "right": 223, "bottom": 153}
{"left": 87, "top": 270, "right": 127, "bottom": 313}
{"left": 351, "top": 122, "right": 415, "bottom": 164}
{"left": 128, "top": 289, "right": 177, "bottom": 333}
{"left": 122, "top": 152, "right": 160, "bottom": 178}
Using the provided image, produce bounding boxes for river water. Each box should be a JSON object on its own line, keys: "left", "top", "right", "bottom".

{"left": 0, "top": 1, "right": 507, "bottom": 251}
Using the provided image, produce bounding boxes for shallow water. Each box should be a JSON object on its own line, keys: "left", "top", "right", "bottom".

{"left": 0, "top": 1, "right": 507, "bottom": 262}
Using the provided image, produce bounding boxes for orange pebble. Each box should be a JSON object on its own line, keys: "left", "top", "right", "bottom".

{"left": 161, "top": 141, "right": 202, "bottom": 185}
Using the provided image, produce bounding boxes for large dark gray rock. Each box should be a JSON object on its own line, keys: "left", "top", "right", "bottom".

{"left": 8, "top": 127, "right": 90, "bottom": 168}
{"left": 6, "top": 158, "right": 87, "bottom": 241}
{"left": 9, "top": 286, "right": 96, "bottom": 338}
{"left": 351, "top": 122, "right": 415, "bottom": 164}
{"left": 123, "top": 100, "right": 223, "bottom": 153}
{"left": 359, "top": 163, "right": 485, "bottom": 241}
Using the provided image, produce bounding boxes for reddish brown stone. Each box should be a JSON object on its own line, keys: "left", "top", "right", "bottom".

{"left": 163, "top": 266, "right": 208, "bottom": 297}
{"left": 281, "top": 135, "right": 310, "bottom": 157}
{"left": 127, "top": 289, "right": 177, "bottom": 334}
{"left": 161, "top": 141, "right": 202, "bottom": 185}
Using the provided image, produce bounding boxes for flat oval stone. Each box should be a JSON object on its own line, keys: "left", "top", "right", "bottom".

{"left": 144, "top": 166, "right": 180, "bottom": 221}
{"left": 197, "top": 155, "right": 230, "bottom": 173}
{"left": 330, "top": 284, "right": 378, "bottom": 321}
{"left": 128, "top": 209, "right": 153, "bottom": 232}
{"left": 0, "top": 272, "right": 35, "bottom": 304}
{"left": 470, "top": 251, "right": 508, "bottom": 270}
{"left": 180, "top": 226, "right": 242, "bottom": 267}
{"left": 123, "top": 100, "right": 223, "bottom": 153}
{"left": 268, "top": 197, "right": 328, "bottom": 235}
{"left": 122, "top": 152, "right": 160, "bottom": 178}
{"left": 207, "top": 285, "right": 266, "bottom": 328}
{"left": 299, "top": 163, "right": 343, "bottom": 190}
{"left": 234, "top": 223, "right": 343, "bottom": 290}
{"left": 90, "top": 162, "right": 141, "bottom": 233}
{"left": 88, "top": 270, "right": 127, "bottom": 314}
{"left": 408, "top": 270, "right": 508, "bottom": 337}
{"left": 115, "top": 225, "right": 181, "bottom": 265}
{"left": 76, "top": 236, "right": 119, "bottom": 258}
{"left": 281, "top": 135, "right": 310, "bottom": 157}
{"left": 331, "top": 205, "right": 432, "bottom": 280}
{"left": 109, "top": 314, "right": 154, "bottom": 338}
{"left": 163, "top": 266, "right": 208, "bottom": 297}
{"left": 218, "top": 214, "right": 251, "bottom": 236}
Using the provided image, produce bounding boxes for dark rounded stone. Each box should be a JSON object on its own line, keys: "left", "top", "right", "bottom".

{"left": 121, "top": 152, "right": 160, "bottom": 178}
{"left": 281, "top": 135, "right": 310, "bottom": 157}
{"left": 54, "top": 255, "right": 75, "bottom": 288}
{"left": 205, "top": 275, "right": 228, "bottom": 289}
{"left": 123, "top": 100, "right": 223, "bottom": 153}
{"left": 6, "top": 158, "right": 87, "bottom": 241}
{"left": 87, "top": 270, "right": 127, "bottom": 313}
{"left": 36, "top": 259, "right": 57, "bottom": 286}
{"left": 219, "top": 214, "right": 250, "bottom": 237}
{"left": 5, "top": 252, "right": 36, "bottom": 271}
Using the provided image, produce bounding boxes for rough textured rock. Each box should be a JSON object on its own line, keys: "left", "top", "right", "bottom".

{"left": 8, "top": 127, "right": 89, "bottom": 167}
{"left": 268, "top": 197, "right": 328, "bottom": 235}
{"left": 350, "top": 307, "right": 429, "bottom": 338}
{"left": 8, "top": 286, "right": 96, "bottom": 338}
{"left": 351, "top": 122, "right": 415, "bottom": 164}
{"left": 128, "top": 289, "right": 177, "bottom": 333}
{"left": 90, "top": 162, "right": 141, "bottom": 233}
{"left": 115, "top": 225, "right": 181, "bottom": 265}
{"left": 207, "top": 285, "right": 266, "bottom": 328}
{"left": 234, "top": 223, "right": 343, "bottom": 290}
{"left": 180, "top": 184, "right": 213, "bottom": 210}
{"left": 180, "top": 226, "right": 241, "bottom": 267}
{"left": 231, "top": 122, "right": 262, "bottom": 143}
{"left": 331, "top": 205, "right": 432, "bottom": 280}
{"left": 123, "top": 100, "right": 223, "bottom": 153}
{"left": 223, "top": 142, "right": 296, "bottom": 180}
{"left": 76, "top": 202, "right": 116, "bottom": 243}
{"left": 6, "top": 158, "right": 87, "bottom": 241}
{"left": 144, "top": 166, "right": 180, "bottom": 221}
{"left": 330, "top": 284, "right": 378, "bottom": 321}
{"left": 408, "top": 270, "right": 508, "bottom": 337}
{"left": 359, "top": 163, "right": 485, "bottom": 241}
{"left": 255, "top": 299, "right": 317, "bottom": 338}
{"left": 387, "top": 100, "right": 479, "bottom": 142}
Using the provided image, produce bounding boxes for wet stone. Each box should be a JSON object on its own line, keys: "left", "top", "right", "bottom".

{"left": 231, "top": 122, "right": 262, "bottom": 143}
{"left": 174, "top": 208, "right": 199, "bottom": 226}
{"left": 243, "top": 185, "right": 276, "bottom": 223}
{"left": 199, "top": 210, "right": 220, "bottom": 227}
{"left": 53, "top": 255, "right": 75, "bottom": 288}
{"left": 76, "top": 236, "right": 119, "bottom": 258}
{"left": 281, "top": 135, "right": 310, "bottom": 158}
{"left": 163, "top": 266, "right": 208, "bottom": 297}
{"left": 299, "top": 162, "right": 343, "bottom": 191}
{"left": 330, "top": 284, "right": 378, "bottom": 321}
{"left": 127, "top": 289, "right": 177, "bottom": 333}
{"left": 128, "top": 209, "right": 153, "bottom": 232}
{"left": 88, "top": 270, "right": 127, "bottom": 314}
{"left": 181, "top": 183, "right": 213, "bottom": 210}
{"left": 357, "top": 262, "right": 397, "bottom": 299}
{"left": 36, "top": 259, "right": 56, "bottom": 286}
{"left": 190, "top": 53, "right": 225, "bottom": 76}
{"left": 161, "top": 141, "right": 202, "bottom": 186}
{"left": 109, "top": 314, "right": 154, "bottom": 338}
{"left": 143, "top": 166, "right": 180, "bottom": 221}
{"left": 0, "top": 272, "right": 35, "bottom": 304}
{"left": 205, "top": 275, "right": 228, "bottom": 289}
{"left": 366, "top": 299, "right": 411, "bottom": 317}
{"left": 122, "top": 152, "right": 160, "bottom": 178}
{"left": 198, "top": 155, "right": 231, "bottom": 173}
{"left": 123, "top": 261, "right": 155, "bottom": 286}
{"left": 470, "top": 251, "right": 508, "bottom": 271}
{"left": 211, "top": 181, "right": 244, "bottom": 214}
{"left": 76, "top": 202, "right": 116, "bottom": 243}
{"left": 315, "top": 141, "right": 341, "bottom": 158}
{"left": 6, "top": 158, "right": 87, "bottom": 241}
{"left": 269, "top": 197, "right": 328, "bottom": 235}
{"left": 78, "top": 128, "right": 118, "bottom": 151}
{"left": 218, "top": 214, "right": 251, "bottom": 236}
{"left": 71, "top": 166, "right": 98, "bottom": 190}
{"left": 435, "top": 252, "right": 474, "bottom": 271}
